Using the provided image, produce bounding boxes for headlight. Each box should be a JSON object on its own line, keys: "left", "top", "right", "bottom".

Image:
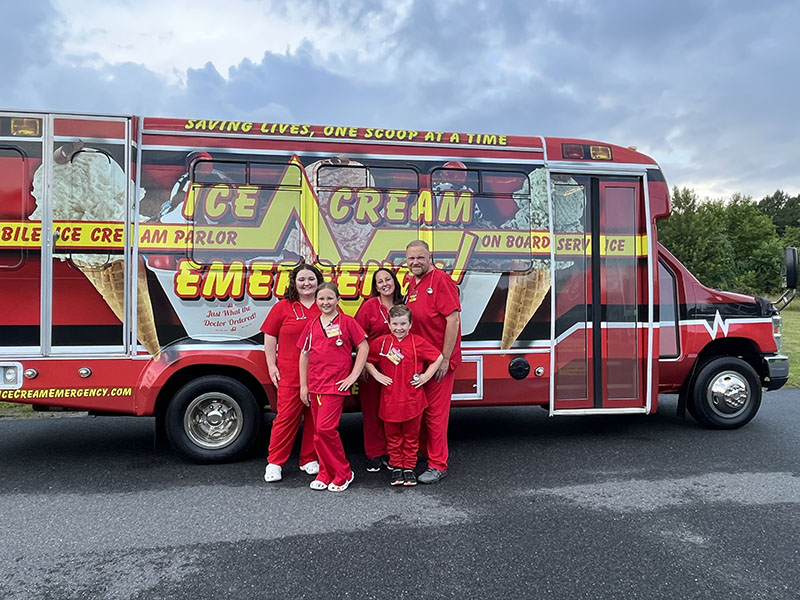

{"left": 1, "top": 363, "right": 23, "bottom": 389}
{"left": 772, "top": 314, "right": 783, "bottom": 352}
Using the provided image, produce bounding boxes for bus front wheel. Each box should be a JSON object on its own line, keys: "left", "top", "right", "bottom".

{"left": 165, "top": 375, "right": 261, "bottom": 463}
{"left": 689, "top": 357, "right": 761, "bottom": 429}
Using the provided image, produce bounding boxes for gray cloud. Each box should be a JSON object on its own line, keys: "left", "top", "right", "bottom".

{"left": 1, "top": 0, "right": 798, "bottom": 198}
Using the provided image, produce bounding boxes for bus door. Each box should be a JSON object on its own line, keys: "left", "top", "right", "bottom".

{"left": 550, "top": 170, "right": 655, "bottom": 414}
{"left": 42, "top": 114, "right": 136, "bottom": 356}
{"left": 0, "top": 112, "right": 44, "bottom": 357}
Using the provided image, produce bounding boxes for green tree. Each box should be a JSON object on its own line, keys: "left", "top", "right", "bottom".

{"left": 658, "top": 187, "right": 734, "bottom": 290}
{"left": 758, "top": 190, "right": 800, "bottom": 235}
{"left": 723, "top": 194, "right": 782, "bottom": 294}
{"left": 659, "top": 188, "right": 783, "bottom": 295}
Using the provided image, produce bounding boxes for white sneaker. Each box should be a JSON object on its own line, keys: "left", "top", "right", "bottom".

{"left": 328, "top": 471, "right": 355, "bottom": 493}
{"left": 264, "top": 463, "right": 282, "bottom": 482}
{"left": 299, "top": 461, "right": 320, "bottom": 475}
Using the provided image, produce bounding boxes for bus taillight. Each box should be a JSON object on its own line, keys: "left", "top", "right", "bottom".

{"left": 562, "top": 143, "right": 584, "bottom": 159}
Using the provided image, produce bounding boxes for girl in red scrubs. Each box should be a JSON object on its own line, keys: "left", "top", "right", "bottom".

{"left": 261, "top": 263, "right": 323, "bottom": 483}
{"left": 366, "top": 305, "right": 443, "bottom": 486}
{"left": 299, "top": 282, "right": 369, "bottom": 492}
{"left": 354, "top": 268, "right": 403, "bottom": 472}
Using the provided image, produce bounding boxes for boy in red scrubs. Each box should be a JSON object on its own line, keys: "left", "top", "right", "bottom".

{"left": 298, "top": 282, "right": 369, "bottom": 492}
{"left": 366, "top": 305, "right": 443, "bottom": 486}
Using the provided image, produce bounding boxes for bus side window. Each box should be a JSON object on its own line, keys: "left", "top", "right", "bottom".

{"left": 312, "top": 161, "right": 420, "bottom": 267}
{"left": 188, "top": 160, "right": 303, "bottom": 265}
{"left": 658, "top": 259, "right": 680, "bottom": 358}
{"left": 431, "top": 166, "right": 533, "bottom": 273}
{"left": 0, "top": 146, "right": 30, "bottom": 269}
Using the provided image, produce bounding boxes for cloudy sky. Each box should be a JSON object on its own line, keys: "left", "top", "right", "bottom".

{"left": 2, "top": 0, "right": 798, "bottom": 200}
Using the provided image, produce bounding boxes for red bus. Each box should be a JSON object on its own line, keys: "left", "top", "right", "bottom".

{"left": 0, "top": 111, "right": 793, "bottom": 462}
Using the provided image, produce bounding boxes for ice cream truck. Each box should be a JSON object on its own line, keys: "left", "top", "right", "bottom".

{"left": 0, "top": 110, "right": 794, "bottom": 462}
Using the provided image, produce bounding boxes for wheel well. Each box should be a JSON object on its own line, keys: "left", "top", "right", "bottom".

{"left": 154, "top": 365, "right": 270, "bottom": 426}
{"left": 694, "top": 337, "right": 764, "bottom": 381}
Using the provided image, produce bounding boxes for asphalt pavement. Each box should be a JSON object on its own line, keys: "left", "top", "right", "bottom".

{"left": 1, "top": 391, "right": 799, "bottom": 600}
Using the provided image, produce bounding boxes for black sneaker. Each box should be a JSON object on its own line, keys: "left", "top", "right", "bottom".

{"left": 403, "top": 469, "right": 417, "bottom": 486}
{"left": 418, "top": 468, "right": 448, "bottom": 484}
{"left": 366, "top": 457, "right": 382, "bottom": 472}
{"left": 390, "top": 468, "right": 404, "bottom": 486}
{"left": 379, "top": 455, "right": 390, "bottom": 470}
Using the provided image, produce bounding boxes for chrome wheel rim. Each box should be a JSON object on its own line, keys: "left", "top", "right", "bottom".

{"left": 707, "top": 370, "right": 750, "bottom": 418}
{"left": 183, "top": 392, "right": 243, "bottom": 449}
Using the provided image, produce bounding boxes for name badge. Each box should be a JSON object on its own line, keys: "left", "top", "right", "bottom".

{"left": 408, "top": 291, "right": 418, "bottom": 303}
{"left": 386, "top": 347, "right": 405, "bottom": 365}
{"left": 325, "top": 323, "right": 341, "bottom": 338}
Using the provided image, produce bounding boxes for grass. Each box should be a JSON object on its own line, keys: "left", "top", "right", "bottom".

{"left": 0, "top": 402, "right": 33, "bottom": 418}
{"left": 779, "top": 299, "right": 800, "bottom": 388}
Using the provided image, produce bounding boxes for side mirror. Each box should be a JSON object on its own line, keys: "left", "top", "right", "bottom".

{"left": 782, "top": 247, "right": 798, "bottom": 290}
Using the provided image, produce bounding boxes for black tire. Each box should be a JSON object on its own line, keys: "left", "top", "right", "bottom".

{"left": 689, "top": 357, "right": 761, "bottom": 429}
{"left": 165, "top": 375, "right": 261, "bottom": 463}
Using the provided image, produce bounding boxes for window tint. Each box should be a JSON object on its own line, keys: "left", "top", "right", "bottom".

{"left": 309, "top": 160, "right": 420, "bottom": 266}
{"left": 432, "top": 167, "right": 535, "bottom": 273}
{"left": 187, "top": 160, "right": 302, "bottom": 265}
{"left": 659, "top": 260, "right": 680, "bottom": 358}
{"left": 193, "top": 160, "right": 246, "bottom": 185}
{"left": 250, "top": 163, "right": 301, "bottom": 187}
{"left": 0, "top": 147, "right": 28, "bottom": 269}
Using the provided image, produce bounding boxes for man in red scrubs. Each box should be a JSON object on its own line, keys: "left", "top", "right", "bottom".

{"left": 404, "top": 240, "right": 461, "bottom": 483}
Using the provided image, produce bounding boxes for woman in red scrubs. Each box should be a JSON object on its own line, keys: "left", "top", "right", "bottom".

{"left": 354, "top": 268, "right": 403, "bottom": 471}
{"left": 261, "top": 263, "right": 324, "bottom": 483}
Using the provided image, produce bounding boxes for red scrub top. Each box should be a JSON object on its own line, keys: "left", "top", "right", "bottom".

{"left": 368, "top": 333, "right": 441, "bottom": 422}
{"left": 297, "top": 312, "right": 367, "bottom": 396}
{"left": 354, "top": 296, "right": 393, "bottom": 342}
{"left": 261, "top": 299, "right": 321, "bottom": 389}
{"left": 406, "top": 267, "right": 462, "bottom": 370}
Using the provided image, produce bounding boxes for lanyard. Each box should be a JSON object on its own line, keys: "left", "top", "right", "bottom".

{"left": 306, "top": 314, "right": 343, "bottom": 349}
{"left": 379, "top": 336, "right": 417, "bottom": 367}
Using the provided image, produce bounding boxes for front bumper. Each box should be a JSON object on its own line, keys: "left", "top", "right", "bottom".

{"left": 763, "top": 354, "right": 789, "bottom": 391}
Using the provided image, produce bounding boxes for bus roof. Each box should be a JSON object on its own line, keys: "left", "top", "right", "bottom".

{"left": 142, "top": 116, "right": 659, "bottom": 166}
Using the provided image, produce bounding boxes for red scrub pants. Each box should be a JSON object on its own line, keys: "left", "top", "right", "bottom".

{"left": 384, "top": 415, "right": 423, "bottom": 469}
{"left": 420, "top": 369, "right": 455, "bottom": 472}
{"left": 310, "top": 393, "right": 351, "bottom": 485}
{"left": 267, "top": 385, "right": 316, "bottom": 467}
{"left": 359, "top": 375, "right": 387, "bottom": 459}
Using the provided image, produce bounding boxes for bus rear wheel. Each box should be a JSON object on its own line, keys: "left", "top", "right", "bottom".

{"left": 689, "top": 357, "right": 761, "bottom": 429}
{"left": 165, "top": 375, "right": 261, "bottom": 463}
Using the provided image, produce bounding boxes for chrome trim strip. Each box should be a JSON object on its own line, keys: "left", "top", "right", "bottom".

{"left": 551, "top": 407, "right": 649, "bottom": 416}
{"left": 643, "top": 172, "right": 654, "bottom": 414}
{"left": 547, "top": 168, "right": 557, "bottom": 416}
{"left": 139, "top": 143, "right": 544, "bottom": 165}
{"left": 41, "top": 115, "right": 53, "bottom": 357}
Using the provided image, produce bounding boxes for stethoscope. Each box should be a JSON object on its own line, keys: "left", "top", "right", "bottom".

{"left": 378, "top": 336, "right": 420, "bottom": 382}
{"left": 377, "top": 301, "right": 390, "bottom": 325}
{"left": 291, "top": 302, "right": 311, "bottom": 321}
{"left": 302, "top": 315, "right": 344, "bottom": 350}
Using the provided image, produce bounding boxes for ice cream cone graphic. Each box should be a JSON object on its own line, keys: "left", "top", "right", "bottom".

{"left": 73, "top": 256, "right": 161, "bottom": 356}
{"left": 501, "top": 265, "right": 551, "bottom": 350}
{"left": 30, "top": 145, "right": 159, "bottom": 355}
